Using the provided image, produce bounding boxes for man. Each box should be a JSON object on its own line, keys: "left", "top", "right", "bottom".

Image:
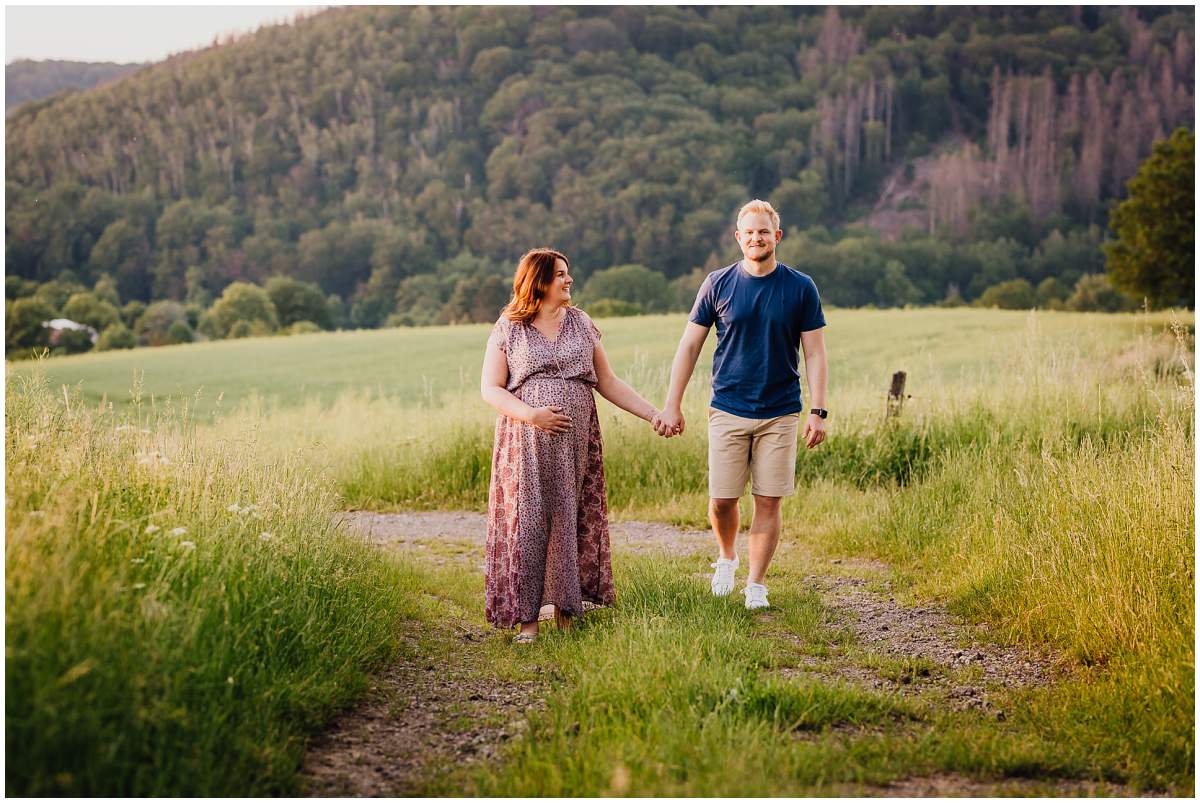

{"left": 653, "top": 199, "right": 827, "bottom": 610}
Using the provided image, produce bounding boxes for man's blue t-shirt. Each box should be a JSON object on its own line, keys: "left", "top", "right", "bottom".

{"left": 689, "top": 261, "right": 826, "bottom": 419}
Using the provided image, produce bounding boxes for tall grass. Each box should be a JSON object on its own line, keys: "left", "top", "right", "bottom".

{"left": 4, "top": 370, "right": 419, "bottom": 795}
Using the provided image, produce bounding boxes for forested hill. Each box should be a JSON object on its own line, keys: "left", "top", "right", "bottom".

{"left": 5, "top": 59, "right": 145, "bottom": 111}
{"left": 5, "top": 6, "right": 1195, "bottom": 336}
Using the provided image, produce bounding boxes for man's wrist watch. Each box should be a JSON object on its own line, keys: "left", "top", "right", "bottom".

{"left": 810, "top": 408, "right": 829, "bottom": 419}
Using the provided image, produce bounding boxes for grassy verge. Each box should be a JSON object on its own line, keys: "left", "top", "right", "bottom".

{"left": 4, "top": 371, "right": 419, "bottom": 795}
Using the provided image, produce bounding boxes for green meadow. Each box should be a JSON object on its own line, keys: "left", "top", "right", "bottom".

{"left": 8, "top": 308, "right": 1165, "bottom": 413}
{"left": 6, "top": 308, "right": 1195, "bottom": 795}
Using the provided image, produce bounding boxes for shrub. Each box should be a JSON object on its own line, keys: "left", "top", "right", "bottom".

{"left": 6, "top": 297, "right": 55, "bottom": 352}
{"left": 977, "top": 278, "right": 1036, "bottom": 309}
{"left": 265, "top": 276, "right": 330, "bottom": 329}
{"left": 166, "top": 321, "right": 194, "bottom": 344}
{"left": 1065, "top": 274, "right": 1138, "bottom": 313}
{"left": 199, "top": 282, "right": 279, "bottom": 339}
{"left": 285, "top": 320, "right": 322, "bottom": 335}
{"left": 51, "top": 328, "right": 94, "bottom": 356}
{"left": 63, "top": 292, "right": 120, "bottom": 331}
{"left": 134, "top": 301, "right": 190, "bottom": 347}
{"left": 587, "top": 298, "right": 643, "bottom": 317}
{"left": 583, "top": 265, "right": 670, "bottom": 312}
{"left": 95, "top": 323, "right": 137, "bottom": 351}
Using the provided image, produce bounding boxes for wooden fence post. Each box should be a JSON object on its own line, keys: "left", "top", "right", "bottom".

{"left": 886, "top": 371, "right": 908, "bottom": 419}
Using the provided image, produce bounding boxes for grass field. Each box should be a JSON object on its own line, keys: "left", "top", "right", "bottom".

{"left": 6, "top": 307, "right": 1195, "bottom": 795}
{"left": 8, "top": 308, "right": 1173, "bottom": 413}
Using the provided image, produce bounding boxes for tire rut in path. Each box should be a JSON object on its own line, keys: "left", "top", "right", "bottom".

{"left": 300, "top": 618, "right": 545, "bottom": 796}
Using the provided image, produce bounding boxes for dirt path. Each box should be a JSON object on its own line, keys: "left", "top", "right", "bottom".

{"left": 302, "top": 511, "right": 1131, "bottom": 797}
{"left": 301, "top": 621, "right": 544, "bottom": 796}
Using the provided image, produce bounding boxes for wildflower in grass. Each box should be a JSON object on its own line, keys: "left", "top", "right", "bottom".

{"left": 259, "top": 532, "right": 274, "bottom": 541}
{"left": 179, "top": 540, "right": 196, "bottom": 551}
{"left": 131, "top": 582, "right": 146, "bottom": 590}
{"left": 238, "top": 503, "right": 258, "bottom": 517}
{"left": 226, "top": 676, "right": 235, "bottom": 685}
{"left": 169, "top": 526, "right": 187, "bottom": 537}
{"left": 144, "top": 524, "right": 161, "bottom": 535}
{"left": 130, "top": 558, "right": 145, "bottom": 564}
{"left": 226, "top": 503, "right": 242, "bottom": 513}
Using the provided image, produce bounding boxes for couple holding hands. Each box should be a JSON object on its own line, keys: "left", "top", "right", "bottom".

{"left": 480, "top": 200, "right": 828, "bottom": 643}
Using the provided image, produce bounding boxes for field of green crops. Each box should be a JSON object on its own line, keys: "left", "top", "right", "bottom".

{"left": 6, "top": 308, "right": 1194, "bottom": 795}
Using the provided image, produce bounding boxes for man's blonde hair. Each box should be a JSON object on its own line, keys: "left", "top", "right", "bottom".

{"left": 736, "top": 199, "right": 780, "bottom": 230}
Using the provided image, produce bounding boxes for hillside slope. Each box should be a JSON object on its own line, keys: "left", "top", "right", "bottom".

{"left": 5, "top": 59, "right": 145, "bottom": 111}
{"left": 4, "top": 6, "right": 1193, "bottom": 319}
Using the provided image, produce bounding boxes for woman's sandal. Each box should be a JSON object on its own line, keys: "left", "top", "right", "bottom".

{"left": 512, "top": 632, "right": 537, "bottom": 644}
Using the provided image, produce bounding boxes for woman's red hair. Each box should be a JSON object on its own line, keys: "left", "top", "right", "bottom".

{"left": 502, "top": 248, "right": 571, "bottom": 323}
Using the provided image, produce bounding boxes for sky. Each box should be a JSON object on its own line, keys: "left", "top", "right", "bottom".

{"left": 5, "top": 5, "right": 326, "bottom": 64}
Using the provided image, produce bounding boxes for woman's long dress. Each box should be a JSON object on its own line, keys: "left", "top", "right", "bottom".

{"left": 485, "top": 306, "right": 615, "bottom": 629}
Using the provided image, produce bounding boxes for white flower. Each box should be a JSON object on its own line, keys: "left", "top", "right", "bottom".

{"left": 259, "top": 532, "right": 274, "bottom": 541}
{"left": 169, "top": 526, "right": 187, "bottom": 536}
{"left": 179, "top": 540, "right": 196, "bottom": 550}
{"left": 131, "top": 582, "right": 146, "bottom": 590}
{"left": 144, "top": 524, "right": 161, "bottom": 535}
{"left": 238, "top": 503, "right": 258, "bottom": 517}
{"left": 131, "top": 558, "right": 146, "bottom": 564}
{"left": 226, "top": 503, "right": 242, "bottom": 513}
{"left": 226, "top": 676, "right": 235, "bottom": 685}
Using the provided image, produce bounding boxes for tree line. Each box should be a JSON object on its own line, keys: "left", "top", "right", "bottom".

{"left": 4, "top": 6, "right": 1194, "bottom": 356}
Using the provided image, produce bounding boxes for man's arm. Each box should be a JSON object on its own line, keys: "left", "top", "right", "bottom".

{"left": 799, "top": 327, "right": 827, "bottom": 449}
{"left": 655, "top": 322, "right": 710, "bottom": 436}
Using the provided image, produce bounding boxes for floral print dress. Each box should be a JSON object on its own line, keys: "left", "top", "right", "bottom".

{"left": 485, "top": 306, "right": 615, "bottom": 629}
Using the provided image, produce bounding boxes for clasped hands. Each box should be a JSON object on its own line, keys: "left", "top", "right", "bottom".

{"left": 651, "top": 407, "right": 684, "bottom": 439}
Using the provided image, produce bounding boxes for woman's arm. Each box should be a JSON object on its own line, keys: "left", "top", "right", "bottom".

{"left": 592, "top": 340, "right": 659, "bottom": 422}
{"left": 480, "top": 339, "right": 572, "bottom": 433}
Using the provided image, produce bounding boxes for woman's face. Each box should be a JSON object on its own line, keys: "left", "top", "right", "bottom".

{"left": 547, "top": 258, "right": 572, "bottom": 307}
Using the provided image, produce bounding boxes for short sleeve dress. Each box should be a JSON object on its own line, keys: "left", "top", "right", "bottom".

{"left": 485, "top": 306, "right": 615, "bottom": 629}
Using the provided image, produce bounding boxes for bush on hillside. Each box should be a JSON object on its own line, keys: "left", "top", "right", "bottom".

{"left": 199, "top": 282, "right": 279, "bottom": 339}
{"left": 95, "top": 323, "right": 137, "bottom": 351}
{"left": 6, "top": 297, "right": 55, "bottom": 352}
{"left": 587, "top": 298, "right": 643, "bottom": 317}
{"left": 62, "top": 292, "right": 120, "bottom": 331}
{"left": 583, "top": 265, "right": 670, "bottom": 313}
{"left": 134, "top": 301, "right": 191, "bottom": 347}
{"left": 1066, "top": 274, "right": 1139, "bottom": 313}
{"left": 977, "top": 278, "right": 1036, "bottom": 309}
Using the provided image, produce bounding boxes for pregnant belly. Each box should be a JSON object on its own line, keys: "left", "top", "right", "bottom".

{"left": 515, "top": 377, "right": 595, "bottom": 423}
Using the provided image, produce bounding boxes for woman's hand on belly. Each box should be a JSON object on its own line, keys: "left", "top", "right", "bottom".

{"left": 529, "top": 405, "right": 573, "bottom": 433}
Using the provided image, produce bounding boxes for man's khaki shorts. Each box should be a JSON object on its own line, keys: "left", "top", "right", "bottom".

{"left": 707, "top": 407, "right": 800, "bottom": 499}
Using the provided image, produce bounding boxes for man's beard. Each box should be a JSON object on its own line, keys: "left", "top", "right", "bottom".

{"left": 745, "top": 244, "right": 774, "bottom": 263}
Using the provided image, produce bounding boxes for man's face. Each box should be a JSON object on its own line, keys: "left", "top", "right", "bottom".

{"left": 734, "top": 212, "right": 782, "bottom": 263}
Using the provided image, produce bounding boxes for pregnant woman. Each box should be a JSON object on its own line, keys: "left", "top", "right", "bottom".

{"left": 481, "top": 248, "right": 661, "bottom": 643}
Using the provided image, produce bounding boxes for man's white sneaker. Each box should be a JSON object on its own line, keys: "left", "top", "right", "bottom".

{"left": 743, "top": 582, "right": 770, "bottom": 610}
{"left": 710, "top": 555, "right": 738, "bottom": 596}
